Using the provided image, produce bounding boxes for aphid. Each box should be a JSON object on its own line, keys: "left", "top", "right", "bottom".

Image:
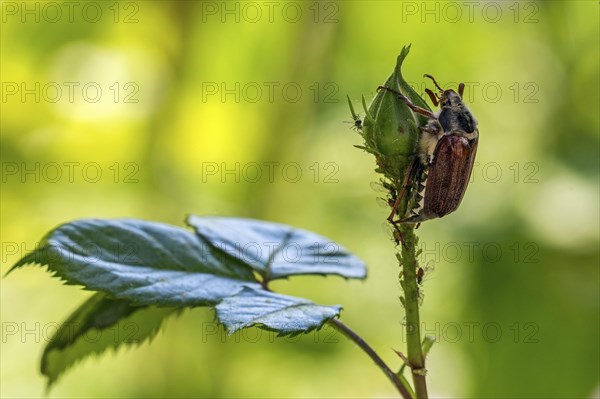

{"left": 416, "top": 260, "right": 435, "bottom": 285}
{"left": 345, "top": 95, "right": 364, "bottom": 132}
{"left": 416, "top": 266, "right": 425, "bottom": 285}
{"left": 416, "top": 261, "right": 435, "bottom": 305}
{"left": 379, "top": 74, "right": 479, "bottom": 223}
{"left": 370, "top": 181, "right": 388, "bottom": 193}
{"left": 344, "top": 114, "right": 363, "bottom": 131}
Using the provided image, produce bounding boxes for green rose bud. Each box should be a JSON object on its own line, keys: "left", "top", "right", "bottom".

{"left": 348, "top": 45, "right": 432, "bottom": 221}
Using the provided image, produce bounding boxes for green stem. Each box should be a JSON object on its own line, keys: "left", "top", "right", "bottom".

{"left": 397, "top": 224, "right": 428, "bottom": 399}
{"left": 328, "top": 319, "right": 413, "bottom": 399}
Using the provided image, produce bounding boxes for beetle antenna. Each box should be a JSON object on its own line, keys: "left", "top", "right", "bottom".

{"left": 423, "top": 74, "right": 443, "bottom": 92}
{"left": 424, "top": 88, "right": 440, "bottom": 106}
{"left": 458, "top": 82, "right": 465, "bottom": 98}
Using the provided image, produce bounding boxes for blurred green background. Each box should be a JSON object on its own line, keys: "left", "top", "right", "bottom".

{"left": 1, "top": 1, "right": 598, "bottom": 398}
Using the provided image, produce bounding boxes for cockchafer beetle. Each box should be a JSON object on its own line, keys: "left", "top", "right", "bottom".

{"left": 379, "top": 74, "right": 479, "bottom": 223}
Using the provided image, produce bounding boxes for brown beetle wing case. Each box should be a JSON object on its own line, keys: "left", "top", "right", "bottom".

{"left": 422, "top": 134, "right": 478, "bottom": 219}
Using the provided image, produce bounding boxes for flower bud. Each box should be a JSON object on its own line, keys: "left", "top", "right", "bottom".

{"left": 348, "top": 45, "right": 431, "bottom": 217}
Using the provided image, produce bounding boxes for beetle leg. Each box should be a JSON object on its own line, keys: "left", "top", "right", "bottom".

{"left": 420, "top": 122, "right": 441, "bottom": 135}
{"left": 387, "top": 196, "right": 402, "bottom": 223}
{"left": 377, "top": 86, "right": 436, "bottom": 119}
{"left": 387, "top": 157, "right": 419, "bottom": 223}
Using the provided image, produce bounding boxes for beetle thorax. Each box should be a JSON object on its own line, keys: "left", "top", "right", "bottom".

{"left": 437, "top": 98, "right": 477, "bottom": 135}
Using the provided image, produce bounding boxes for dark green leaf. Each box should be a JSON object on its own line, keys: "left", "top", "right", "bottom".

{"left": 42, "top": 292, "right": 177, "bottom": 387}
{"left": 11, "top": 216, "right": 363, "bottom": 383}
{"left": 186, "top": 215, "right": 367, "bottom": 281}
{"left": 11, "top": 219, "right": 259, "bottom": 306}
{"left": 216, "top": 287, "right": 341, "bottom": 335}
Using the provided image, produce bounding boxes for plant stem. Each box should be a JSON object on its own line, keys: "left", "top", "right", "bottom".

{"left": 396, "top": 224, "right": 428, "bottom": 398}
{"left": 328, "top": 318, "right": 414, "bottom": 399}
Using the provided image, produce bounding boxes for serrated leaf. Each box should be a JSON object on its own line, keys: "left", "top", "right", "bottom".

{"left": 42, "top": 293, "right": 177, "bottom": 387}
{"left": 216, "top": 287, "right": 341, "bottom": 335}
{"left": 186, "top": 216, "right": 366, "bottom": 281}
{"left": 11, "top": 216, "right": 364, "bottom": 385}
{"left": 11, "top": 219, "right": 260, "bottom": 306}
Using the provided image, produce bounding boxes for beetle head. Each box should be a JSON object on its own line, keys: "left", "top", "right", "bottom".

{"left": 440, "top": 89, "right": 463, "bottom": 107}
{"left": 424, "top": 74, "right": 466, "bottom": 108}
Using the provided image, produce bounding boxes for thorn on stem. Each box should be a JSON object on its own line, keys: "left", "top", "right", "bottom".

{"left": 393, "top": 349, "right": 410, "bottom": 366}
